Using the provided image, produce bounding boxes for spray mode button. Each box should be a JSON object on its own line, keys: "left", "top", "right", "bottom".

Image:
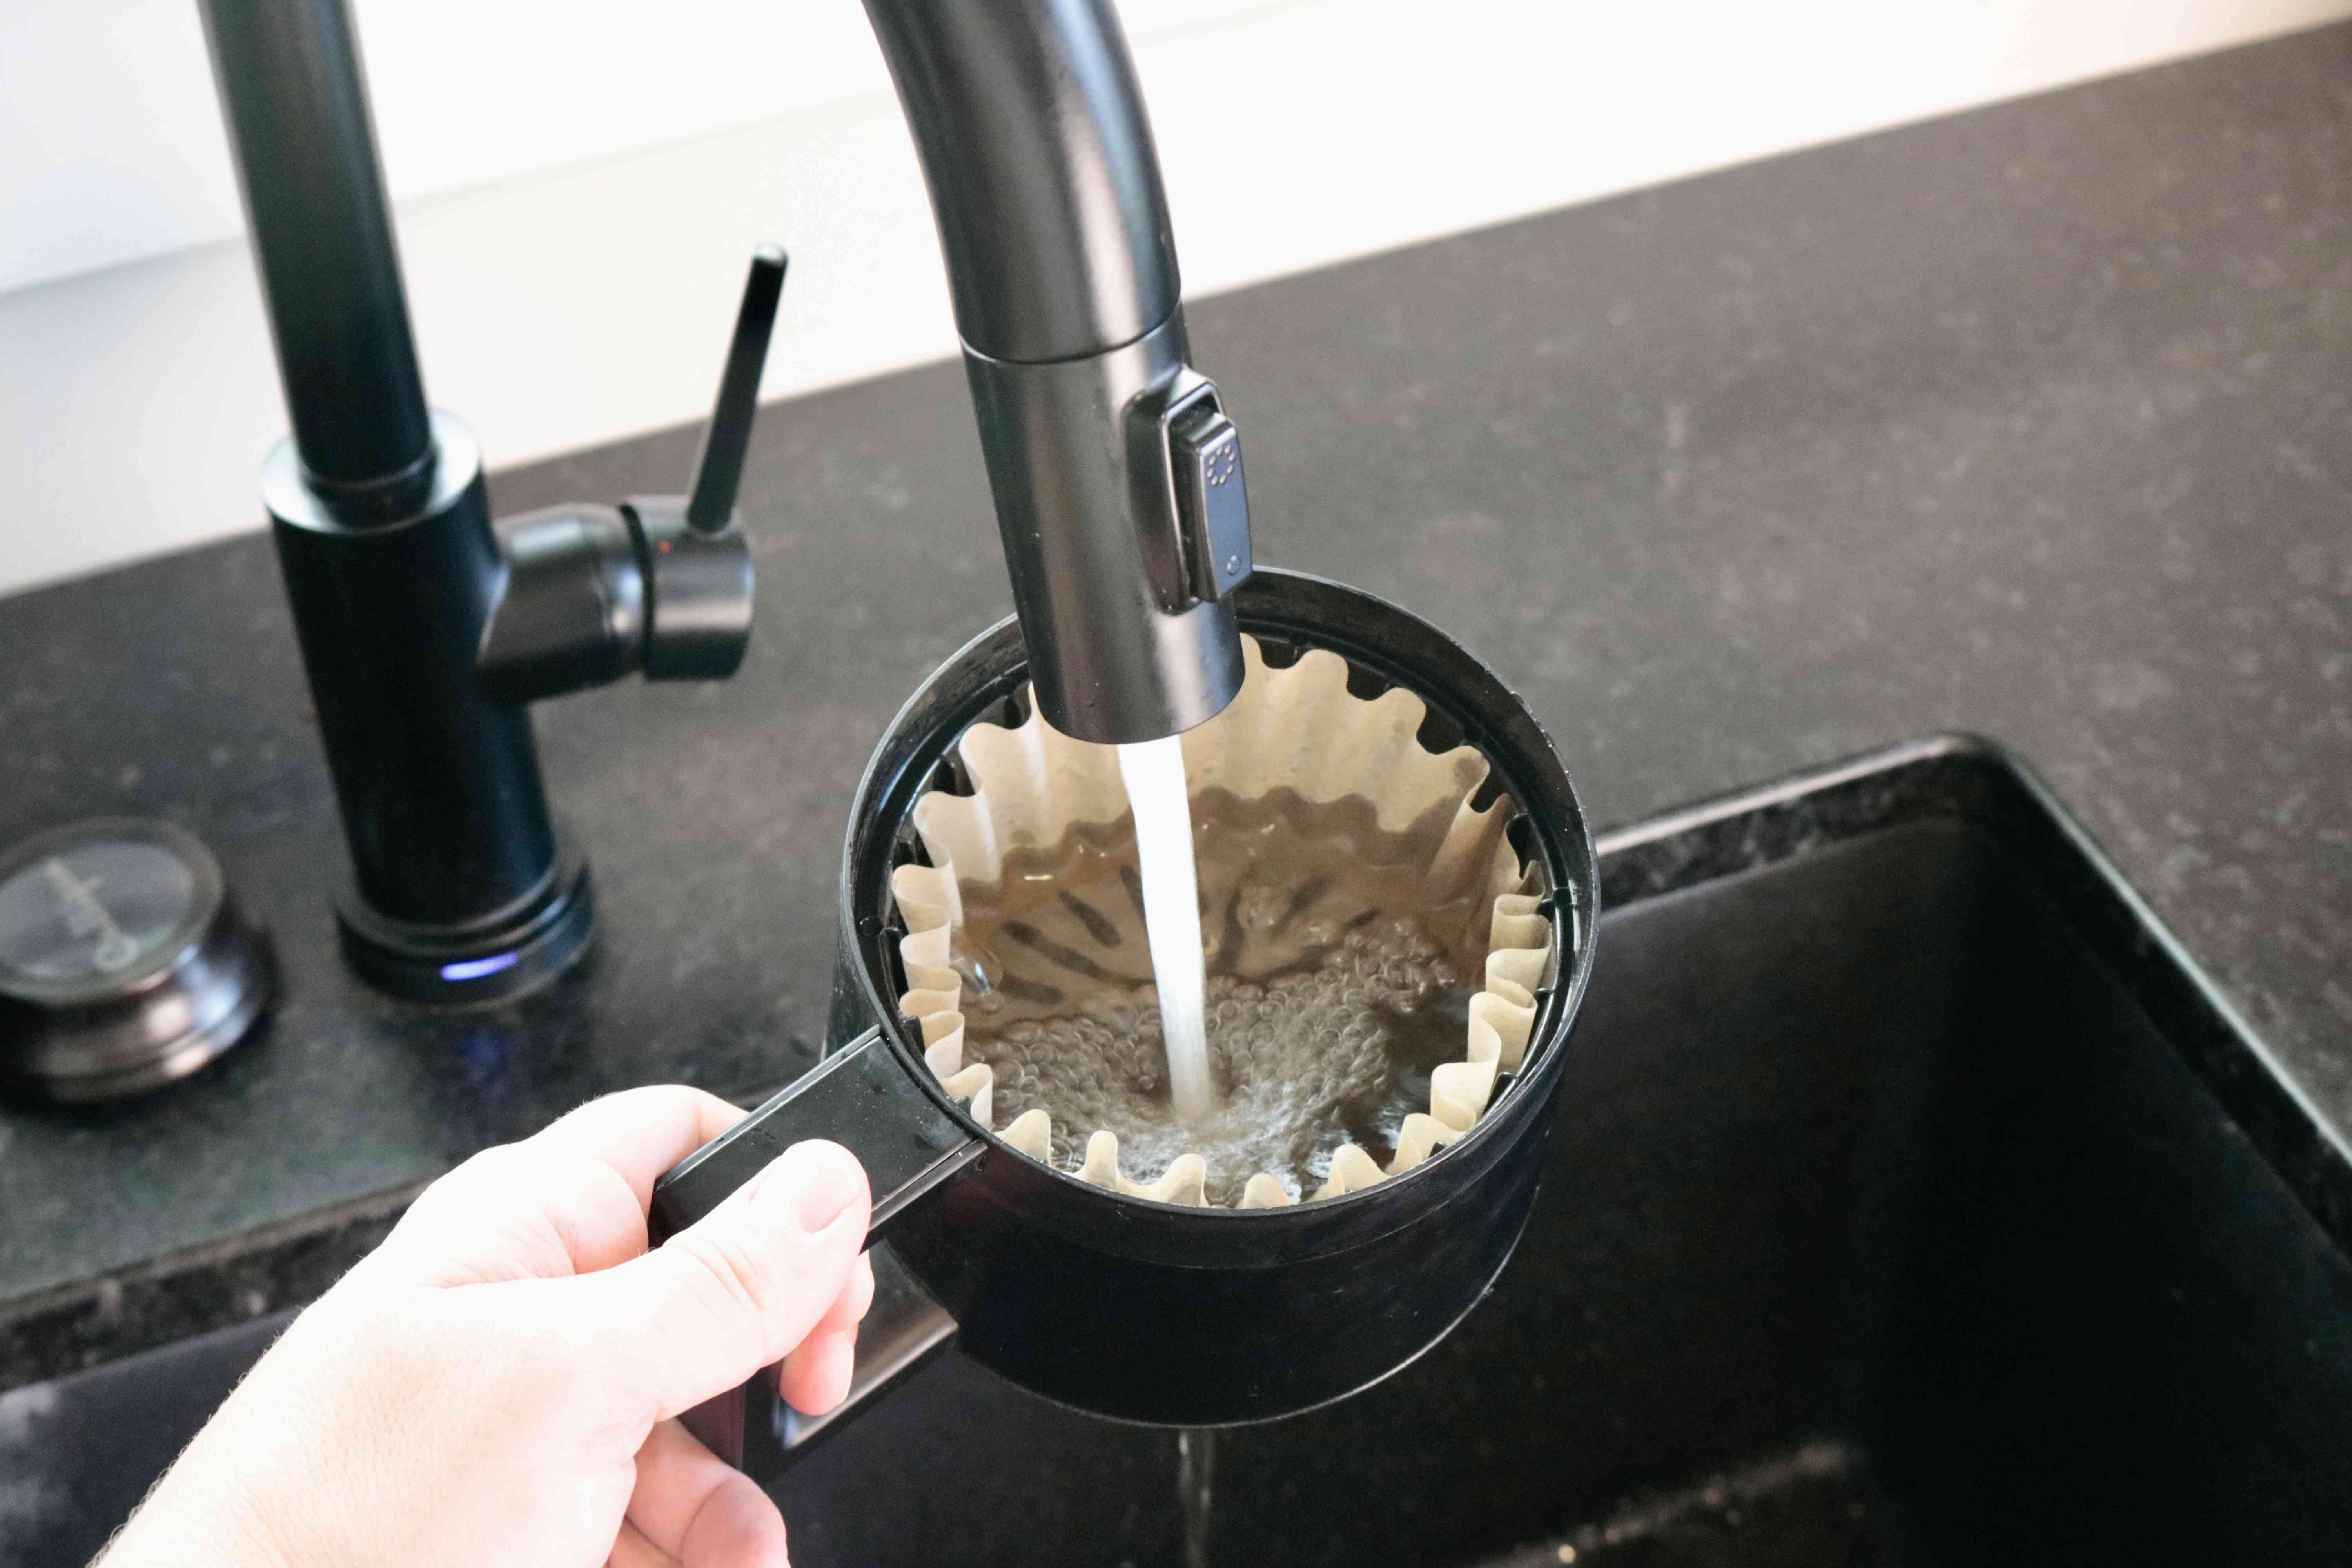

{"left": 1170, "top": 398, "right": 1253, "bottom": 602}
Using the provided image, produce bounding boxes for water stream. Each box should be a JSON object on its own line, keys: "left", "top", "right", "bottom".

{"left": 1178, "top": 1427, "right": 1217, "bottom": 1568}
{"left": 1107, "top": 746, "right": 1228, "bottom": 1564}
{"left": 1115, "top": 737, "right": 1215, "bottom": 1126}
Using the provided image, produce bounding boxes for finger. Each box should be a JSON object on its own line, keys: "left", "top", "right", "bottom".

{"left": 523, "top": 1086, "right": 748, "bottom": 1208}
{"left": 366, "top": 1144, "right": 642, "bottom": 1287}
{"left": 778, "top": 1327, "right": 857, "bottom": 1416}
{"left": 777, "top": 1250, "right": 873, "bottom": 1414}
{"left": 609, "top": 1516, "right": 682, "bottom": 1568}
{"left": 627, "top": 1419, "right": 788, "bottom": 1568}
{"left": 811, "top": 1250, "right": 877, "bottom": 1340}
{"left": 576, "top": 1139, "right": 870, "bottom": 1419}
{"left": 369, "top": 1089, "right": 749, "bottom": 1287}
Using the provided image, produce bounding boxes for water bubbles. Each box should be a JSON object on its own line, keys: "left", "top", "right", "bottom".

{"left": 948, "top": 785, "right": 1492, "bottom": 1205}
{"left": 978, "top": 913, "right": 1470, "bottom": 1205}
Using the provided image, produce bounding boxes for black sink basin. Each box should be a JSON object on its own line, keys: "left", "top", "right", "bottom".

{"left": 8, "top": 737, "right": 2348, "bottom": 1566}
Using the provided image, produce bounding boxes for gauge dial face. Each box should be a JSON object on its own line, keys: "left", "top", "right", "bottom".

{"left": 0, "top": 834, "right": 201, "bottom": 995}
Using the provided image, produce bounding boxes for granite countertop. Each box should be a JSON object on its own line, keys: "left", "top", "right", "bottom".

{"left": 3, "top": 25, "right": 2347, "bottom": 1386}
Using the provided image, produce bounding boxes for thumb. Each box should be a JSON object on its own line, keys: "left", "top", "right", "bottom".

{"left": 573, "top": 1138, "right": 871, "bottom": 1421}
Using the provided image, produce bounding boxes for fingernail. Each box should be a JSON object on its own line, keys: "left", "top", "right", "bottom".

{"left": 757, "top": 1145, "right": 860, "bottom": 1234}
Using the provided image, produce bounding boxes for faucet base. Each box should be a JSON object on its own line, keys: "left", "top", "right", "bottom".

{"left": 334, "top": 839, "right": 595, "bottom": 1006}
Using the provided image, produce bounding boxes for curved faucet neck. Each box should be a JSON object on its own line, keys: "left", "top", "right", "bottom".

{"left": 864, "top": 0, "right": 1181, "bottom": 365}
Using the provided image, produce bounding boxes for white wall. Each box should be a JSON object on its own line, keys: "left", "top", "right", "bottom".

{"left": 5, "top": 0, "right": 2347, "bottom": 596}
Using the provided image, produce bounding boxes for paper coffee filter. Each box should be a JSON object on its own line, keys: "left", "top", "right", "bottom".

{"left": 889, "top": 635, "right": 1552, "bottom": 1208}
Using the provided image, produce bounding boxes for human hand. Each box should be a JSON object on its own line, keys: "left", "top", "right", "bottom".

{"left": 101, "top": 1087, "right": 873, "bottom": 1568}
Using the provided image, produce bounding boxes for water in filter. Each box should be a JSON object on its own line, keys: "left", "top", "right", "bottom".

{"left": 944, "top": 785, "right": 1485, "bottom": 1203}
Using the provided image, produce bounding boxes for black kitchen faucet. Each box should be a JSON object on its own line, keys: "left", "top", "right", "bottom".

{"left": 198, "top": 0, "right": 1254, "bottom": 1002}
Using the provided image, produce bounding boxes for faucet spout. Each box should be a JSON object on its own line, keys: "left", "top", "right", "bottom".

{"left": 867, "top": 0, "right": 1252, "bottom": 743}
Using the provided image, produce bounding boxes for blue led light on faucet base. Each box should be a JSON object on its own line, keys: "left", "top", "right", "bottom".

{"left": 439, "top": 952, "right": 521, "bottom": 983}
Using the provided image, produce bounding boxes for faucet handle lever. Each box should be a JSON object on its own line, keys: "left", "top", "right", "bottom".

{"left": 685, "top": 246, "right": 789, "bottom": 534}
{"left": 481, "top": 249, "right": 773, "bottom": 702}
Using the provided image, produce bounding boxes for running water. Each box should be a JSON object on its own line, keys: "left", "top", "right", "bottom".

{"left": 1115, "top": 736, "right": 1215, "bottom": 1126}
{"left": 1178, "top": 1428, "right": 1217, "bottom": 1568}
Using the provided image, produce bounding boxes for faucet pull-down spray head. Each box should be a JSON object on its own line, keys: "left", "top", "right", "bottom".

{"left": 866, "top": 0, "right": 1256, "bottom": 744}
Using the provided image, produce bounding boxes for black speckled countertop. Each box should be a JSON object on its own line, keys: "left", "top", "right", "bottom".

{"left": 3, "top": 25, "right": 2347, "bottom": 1386}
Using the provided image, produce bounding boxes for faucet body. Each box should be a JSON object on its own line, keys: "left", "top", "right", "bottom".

{"left": 202, "top": 0, "right": 594, "bottom": 1001}
{"left": 200, "top": 0, "right": 1252, "bottom": 999}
